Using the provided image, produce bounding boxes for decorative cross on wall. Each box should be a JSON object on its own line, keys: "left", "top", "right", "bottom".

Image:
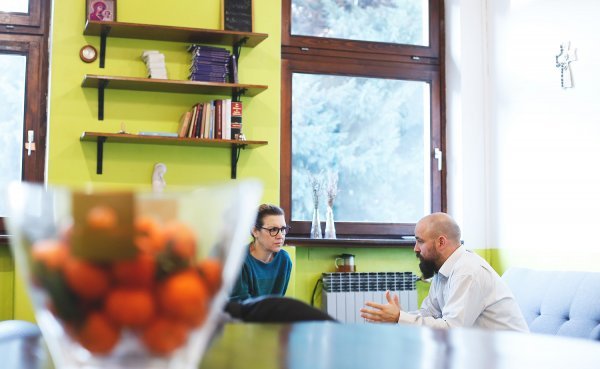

{"left": 555, "top": 41, "right": 577, "bottom": 89}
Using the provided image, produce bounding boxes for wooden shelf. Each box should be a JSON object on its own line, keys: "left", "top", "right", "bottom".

{"left": 83, "top": 20, "right": 268, "bottom": 68}
{"left": 84, "top": 20, "right": 268, "bottom": 46}
{"left": 80, "top": 21, "right": 270, "bottom": 180}
{"left": 285, "top": 237, "right": 416, "bottom": 248}
{"left": 80, "top": 132, "right": 268, "bottom": 178}
{"left": 82, "top": 75, "right": 267, "bottom": 96}
{"left": 81, "top": 74, "right": 268, "bottom": 120}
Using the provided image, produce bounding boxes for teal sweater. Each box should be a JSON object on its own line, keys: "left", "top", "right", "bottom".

{"left": 229, "top": 246, "right": 292, "bottom": 302}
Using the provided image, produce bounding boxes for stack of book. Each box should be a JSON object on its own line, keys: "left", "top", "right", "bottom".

{"left": 142, "top": 50, "right": 168, "bottom": 79}
{"left": 188, "top": 45, "right": 231, "bottom": 83}
{"left": 177, "top": 99, "right": 243, "bottom": 140}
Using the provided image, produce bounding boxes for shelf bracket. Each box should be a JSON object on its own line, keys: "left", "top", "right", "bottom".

{"left": 232, "top": 37, "right": 248, "bottom": 65}
{"left": 99, "top": 26, "right": 111, "bottom": 68}
{"left": 231, "top": 143, "right": 247, "bottom": 179}
{"left": 97, "top": 79, "right": 108, "bottom": 120}
{"left": 96, "top": 136, "right": 107, "bottom": 174}
{"left": 232, "top": 88, "right": 247, "bottom": 103}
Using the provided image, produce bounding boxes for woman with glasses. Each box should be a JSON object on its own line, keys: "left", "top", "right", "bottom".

{"left": 229, "top": 204, "right": 292, "bottom": 302}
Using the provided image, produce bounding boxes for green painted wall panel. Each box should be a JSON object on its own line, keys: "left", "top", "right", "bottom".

{"left": 290, "top": 246, "right": 424, "bottom": 308}
{"left": 0, "top": 247, "right": 14, "bottom": 320}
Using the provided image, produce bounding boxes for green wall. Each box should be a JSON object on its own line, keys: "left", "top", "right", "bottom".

{"left": 0, "top": 247, "right": 14, "bottom": 320}
{"left": 10, "top": 0, "right": 282, "bottom": 321}
{"left": 288, "top": 246, "right": 498, "bottom": 309}
{"left": 47, "top": 0, "right": 281, "bottom": 191}
{"left": 292, "top": 247, "right": 421, "bottom": 305}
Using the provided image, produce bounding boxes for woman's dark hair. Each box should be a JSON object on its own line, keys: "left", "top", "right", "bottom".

{"left": 255, "top": 204, "right": 285, "bottom": 228}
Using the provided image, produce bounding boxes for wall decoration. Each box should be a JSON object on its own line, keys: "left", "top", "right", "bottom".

{"left": 309, "top": 173, "right": 322, "bottom": 239}
{"left": 79, "top": 44, "right": 98, "bottom": 63}
{"left": 324, "top": 171, "right": 338, "bottom": 239}
{"left": 86, "top": 0, "right": 116, "bottom": 22}
{"left": 555, "top": 41, "right": 577, "bottom": 89}
{"left": 222, "top": 0, "right": 253, "bottom": 32}
{"left": 152, "top": 163, "right": 167, "bottom": 193}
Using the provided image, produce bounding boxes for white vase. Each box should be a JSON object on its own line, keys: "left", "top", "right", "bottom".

{"left": 310, "top": 207, "right": 322, "bottom": 239}
{"left": 324, "top": 205, "right": 336, "bottom": 239}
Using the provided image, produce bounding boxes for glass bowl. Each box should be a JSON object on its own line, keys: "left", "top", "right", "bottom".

{"left": 5, "top": 180, "right": 262, "bottom": 369}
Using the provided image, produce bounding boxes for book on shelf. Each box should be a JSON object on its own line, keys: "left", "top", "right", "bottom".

{"left": 189, "top": 75, "right": 228, "bottom": 83}
{"left": 189, "top": 65, "right": 229, "bottom": 74}
{"left": 188, "top": 71, "right": 228, "bottom": 78}
{"left": 178, "top": 99, "right": 236, "bottom": 141}
{"left": 231, "top": 101, "right": 242, "bottom": 140}
{"left": 138, "top": 131, "right": 178, "bottom": 138}
{"left": 203, "top": 101, "right": 212, "bottom": 139}
{"left": 177, "top": 111, "right": 192, "bottom": 138}
{"left": 190, "top": 59, "right": 230, "bottom": 67}
{"left": 187, "top": 104, "right": 198, "bottom": 138}
{"left": 187, "top": 44, "right": 231, "bottom": 54}
{"left": 215, "top": 99, "right": 223, "bottom": 139}
{"left": 189, "top": 51, "right": 231, "bottom": 62}
{"left": 187, "top": 44, "right": 232, "bottom": 83}
{"left": 194, "top": 103, "right": 205, "bottom": 138}
{"left": 223, "top": 99, "right": 232, "bottom": 140}
{"left": 229, "top": 55, "right": 238, "bottom": 83}
{"left": 209, "top": 102, "right": 216, "bottom": 139}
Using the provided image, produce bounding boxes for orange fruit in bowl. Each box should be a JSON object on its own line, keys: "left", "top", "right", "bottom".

{"left": 157, "top": 270, "right": 209, "bottom": 327}
{"left": 59, "top": 223, "right": 74, "bottom": 245}
{"left": 163, "top": 221, "right": 197, "bottom": 261}
{"left": 76, "top": 312, "right": 120, "bottom": 354}
{"left": 111, "top": 253, "right": 156, "bottom": 288}
{"left": 104, "top": 288, "right": 156, "bottom": 328}
{"left": 86, "top": 205, "right": 118, "bottom": 230}
{"left": 63, "top": 258, "right": 110, "bottom": 301}
{"left": 31, "top": 239, "right": 69, "bottom": 271}
{"left": 142, "top": 317, "right": 189, "bottom": 355}
{"left": 197, "top": 258, "right": 223, "bottom": 296}
{"left": 135, "top": 216, "right": 166, "bottom": 253}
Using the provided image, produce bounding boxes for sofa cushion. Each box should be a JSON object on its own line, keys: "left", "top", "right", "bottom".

{"left": 503, "top": 268, "right": 600, "bottom": 340}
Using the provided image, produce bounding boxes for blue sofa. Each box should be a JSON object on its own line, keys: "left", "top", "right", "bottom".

{"left": 502, "top": 267, "right": 600, "bottom": 340}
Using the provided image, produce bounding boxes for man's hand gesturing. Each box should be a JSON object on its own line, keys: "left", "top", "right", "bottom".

{"left": 360, "top": 290, "right": 401, "bottom": 323}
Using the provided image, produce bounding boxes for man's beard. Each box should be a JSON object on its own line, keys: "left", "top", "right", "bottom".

{"left": 417, "top": 255, "right": 437, "bottom": 280}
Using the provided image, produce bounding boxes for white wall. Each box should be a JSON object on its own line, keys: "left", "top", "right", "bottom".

{"left": 447, "top": 0, "right": 600, "bottom": 271}
{"left": 445, "top": 0, "right": 489, "bottom": 249}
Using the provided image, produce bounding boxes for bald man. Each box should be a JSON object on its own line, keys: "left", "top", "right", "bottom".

{"left": 360, "top": 213, "right": 528, "bottom": 332}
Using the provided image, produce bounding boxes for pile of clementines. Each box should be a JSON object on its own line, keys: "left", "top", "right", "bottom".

{"left": 29, "top": 207, "right": 223, "bottom": 356}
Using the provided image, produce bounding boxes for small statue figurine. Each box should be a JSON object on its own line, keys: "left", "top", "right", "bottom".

{"left": 555, "top": 41, "right": 577, "bottom": 89}
{"left": 152, "top": 163, "right": 167, "bottom": 193}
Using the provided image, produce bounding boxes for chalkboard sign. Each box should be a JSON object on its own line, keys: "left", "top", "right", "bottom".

{"left": 223, "top": 0, "right": 253, "bottom": 32}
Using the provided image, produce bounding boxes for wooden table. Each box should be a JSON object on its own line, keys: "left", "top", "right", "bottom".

{"left": 5, "top": 322, "right": 600, "bottom": 369}
{"left": 201, "top": 322, "right": 600, "bottom": 369}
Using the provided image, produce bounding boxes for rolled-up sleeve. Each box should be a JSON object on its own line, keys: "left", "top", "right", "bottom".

{"left": 398, "top": 274, "right": 483, "bottom": 329}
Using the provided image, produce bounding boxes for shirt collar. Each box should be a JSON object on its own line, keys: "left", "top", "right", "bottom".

{"left": 438, "top": 245, "right": 466, "bottom": 278}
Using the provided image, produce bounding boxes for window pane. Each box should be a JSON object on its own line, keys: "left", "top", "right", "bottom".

{"left": 0, "top": 53, "right": 26, "bottom": 217}
{"left": 291, "top": 0, "right": 429, "bottom": 46}
{"left": 291, "top": 73, "right": 430, "bottom": 224}
{"left": 0, "top": 0, "right": 29, "bottom": 14}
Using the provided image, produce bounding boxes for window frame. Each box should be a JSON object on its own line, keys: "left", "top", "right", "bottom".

{"left": 0, "top": 0, "right": 49, "bottom": 239}
{"left": 280, "top": 0, "right": 445, "bottom": 239}
{"left": 0, "top": 0, "right": 45, "bottom": 33}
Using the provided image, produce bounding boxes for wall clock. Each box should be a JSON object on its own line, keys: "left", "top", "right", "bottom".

{"left": 80, "top": 45, "right": 98, "bottom": 63}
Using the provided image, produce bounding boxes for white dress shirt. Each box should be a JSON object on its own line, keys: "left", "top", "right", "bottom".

{"left": 398, "top": 246, "right": 529, "bottom": 332}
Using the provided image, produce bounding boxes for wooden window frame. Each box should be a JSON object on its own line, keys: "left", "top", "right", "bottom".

{"left": 280, "top": 0, "right": 446, "bottom": 239}
{"left": 0, "top": 0, "right": 46, "bottom": 35}
{"left": 0, "top": 0, "right": 49, "bottom": 239}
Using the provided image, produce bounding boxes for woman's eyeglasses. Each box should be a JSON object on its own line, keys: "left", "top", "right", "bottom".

{"left": 259, "top": 226, "right": 291, "bottom": 237}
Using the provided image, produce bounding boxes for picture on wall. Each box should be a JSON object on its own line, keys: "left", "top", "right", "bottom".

{"left": 222, "top": 0, "right": 253, "bottom": 32}
{"left": 86, "top": 0, "right": 116, "bottom": 22}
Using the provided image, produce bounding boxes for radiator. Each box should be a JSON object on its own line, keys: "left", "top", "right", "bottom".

{"left": 322, "top": 272, "right": 419, "bottom": 323}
